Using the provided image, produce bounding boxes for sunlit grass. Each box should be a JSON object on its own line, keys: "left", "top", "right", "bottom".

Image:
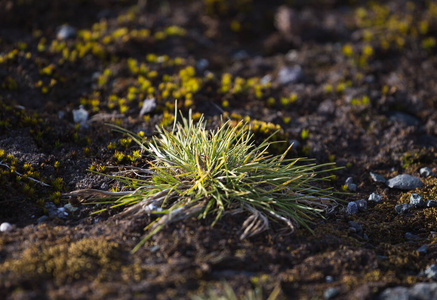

{"left": 82, "top": 109, "right": 339, "bottom": 253}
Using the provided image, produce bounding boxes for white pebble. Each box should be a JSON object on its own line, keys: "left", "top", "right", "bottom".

{"left": 0, "top": 222, "right": 13, "bottom": 232}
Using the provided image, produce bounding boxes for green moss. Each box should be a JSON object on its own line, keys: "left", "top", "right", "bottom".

{"left": 0, "top": 237, "right": 122, "bottom": 285}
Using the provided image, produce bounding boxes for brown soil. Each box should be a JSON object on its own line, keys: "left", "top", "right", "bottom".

{"left": 1, "top": 0, "right": 437, "bottom": 299}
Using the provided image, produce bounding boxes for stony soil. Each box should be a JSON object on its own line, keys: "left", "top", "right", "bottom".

{"left": 1, "top": 0, "right": 437, "bottom": 299}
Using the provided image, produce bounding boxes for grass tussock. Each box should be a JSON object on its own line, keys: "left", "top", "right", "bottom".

{"left": 79, "top": 110, "right": 339, "bottom": 253}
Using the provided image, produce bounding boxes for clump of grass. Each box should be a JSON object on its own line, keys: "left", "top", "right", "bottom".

{"left": 75, "top": 109, "right": 338, "bottom": 253}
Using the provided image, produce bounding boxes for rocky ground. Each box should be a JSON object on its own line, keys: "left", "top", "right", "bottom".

{"left": 1, "top": 0, "right": 437, "bottom": 299}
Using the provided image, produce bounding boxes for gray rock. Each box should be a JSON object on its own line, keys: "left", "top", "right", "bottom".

{"left": 379, "top": 283, "right": 437, "bottom": 300}
{"left": 325, "top": 275, "right": 334, "bottom": 283}
{"left": 346, "top": 201, "right": 358, "bottom": 215}
{"left": 368, "top": 193, "right": 382, "bottom": 203}
{"left": 355, "top": 199, "right": 367, "bottom": 211}
{"left": 395, "top": 203, "right": 412, "bottom": 214}
{"left": 370, "top": 172, "right": 387, "bottom": 184}
{"left": 416, "top": 245, "right": 427, "bottom": 255}
{"left": 426, "top": 200, "right": 437, "bottom": 208}
{"left": 420, "top": 167, "right": 435, "bottom": 178}
{"left": 410, "top": 193, "right": 425, "bottom": 208}
{"left": 425, "top": 264, "right": 437, "bottom": 280}
{"left": 347, "top": 183, "right": 357, "bottom": 192}
{"left": 386, "top": 174, "right": 423, "bottom": 190}
{"left": 72, "top": 105, "right": 89, "bottom": 126}
{"left": 405, "top": 232, "right": 421, "bottom": 241}
{"left": 57, "top": 24, "right": 76, "bottom": 40}
{"left": 139, "top": 98, "right": 156, "bottom": 116}
{"left": 324, "top": 287, "right": 339, "bottom": 299}
{"left": 277, "top": 65, "right": 302, "bottom": 85}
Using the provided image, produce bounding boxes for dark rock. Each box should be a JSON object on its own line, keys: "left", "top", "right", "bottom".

{"left": 405, "top": 232, "right": 421, "bottom": 241}
{"left": 386, "top": 174, "right": 423, "bottom": 190}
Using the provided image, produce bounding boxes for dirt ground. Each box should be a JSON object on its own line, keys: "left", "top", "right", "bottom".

{"left": 1, "top": 0, "right": 437, "bottom": 299}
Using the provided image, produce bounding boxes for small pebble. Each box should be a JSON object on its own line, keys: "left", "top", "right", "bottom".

{"left": 395, "top": 203, "right": 412, "bottom": 215}
{"left": 346, "top": 183, "right": 357, "bottom": 192}
{"left": 410, "top": 193, "right": 425, "bottom": 208}
{"left": 325, "top": 275, "right": 334, "bottom": 283}
{"left": 277, "top": 65, "right": 302, "bottom": 85}
{"left": 139, "top": 98, "right": 156, "bottom": 116}
{"left": 417, "top": 245, "right": 427, "bottom": 255}
{"left": 420, "top": 167, "right": 435, "bottom": 178}
{"left": 386, "top": 174, "right": 423, "bottom": 190}
{"left": 426, "top": 200, "right": 437, "bottom": 208}
{"left": 425, "top": 264, "right": 437, "bottom": 280}
{"left": 368, "top": 193, "right": 382, "bottom": 203}
{"left": 346, "top": 201, "right": 358, "bottom": 215}
{"left": 72, "top": 105, "right": 89, "bottom": 127}
{"left": 57, "top": 24, "right": 76, "bottom": 40}
{"left": 405, "top": 232, "right": 421, "bottom": 241}
{"left": 345, "top": 177, "right": 354, "bottom": 184}
{"left": 0, "top": 222, "right": 13, "bottom": 232}
{"left": 355, "top": 199, "right": 367, "bottom": 211}
{"left": 324, "top": 287, "right": 339, "bottom": 299}
{"left": 370, "top": 172, "right": 386, "bottom": 184}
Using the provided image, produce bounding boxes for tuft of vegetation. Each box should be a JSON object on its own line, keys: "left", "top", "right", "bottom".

{"left": 84, "top": 108, "right": 339, "bottom": 253}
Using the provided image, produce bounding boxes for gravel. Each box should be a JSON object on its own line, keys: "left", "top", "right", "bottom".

{"left": 386, "top": 174, "right": 423, "bottom": 190}
{"left": 379, "top": 283, "right": 437, "bottom": 300}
